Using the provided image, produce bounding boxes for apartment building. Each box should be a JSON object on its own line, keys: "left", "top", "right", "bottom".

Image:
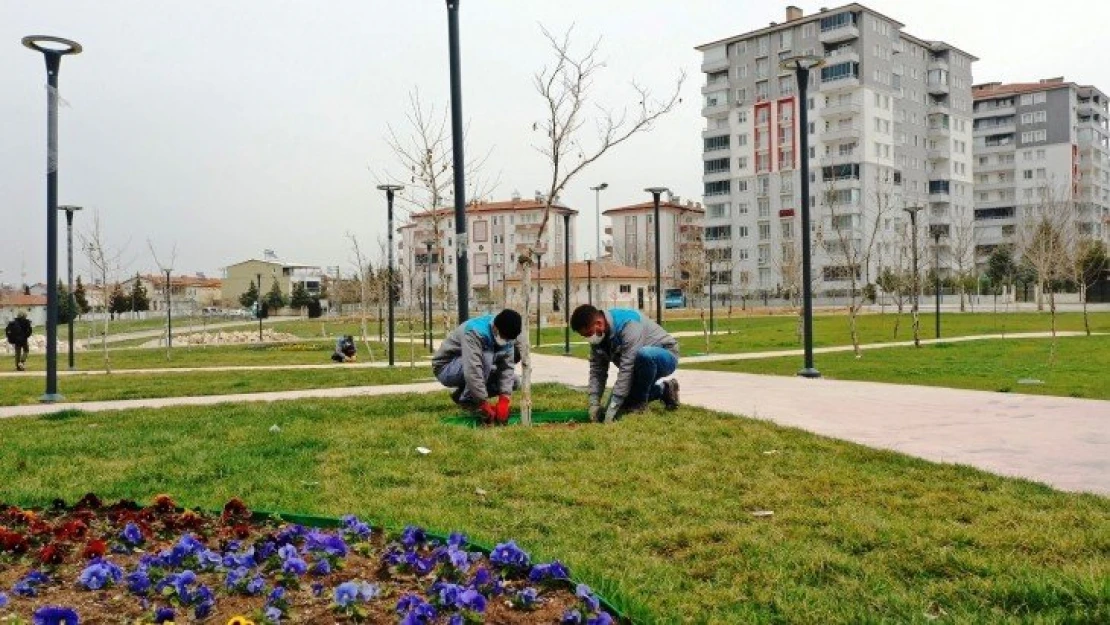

{"left": 603, "top": 195, "right": 704, "bottom": 289}
{"left": 398, "top": 194, "right": 577, "bottom": 307}
{"left": 697, "top": 3, "right": 975, "bottom": 297}
{"left": 221, "top": 257, "right": 325, "bottom": 309}
{"left": 972, "top": 79, "right": 1110, "bottom": 263}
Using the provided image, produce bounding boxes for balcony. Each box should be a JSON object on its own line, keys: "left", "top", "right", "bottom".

{"left": 823, "top": 48, "right": 859, "bottom": 65}
{"left": 702, "top": 102, "right": 729, "bottom": 117}
{"left": 1077, "top": 99, "right": 1104, "bottom": 116}
{"left": 820, "top": 153, "right": 859, "bottom": 166}
{"left": 975, "top": 197, "right": 1017, "bottom": 210}
{"left": 928, "top": 191, "right": 951, "bottom": 203}
{"left": 701, "top": 79, "right": 729, "bottom": 94}
{"left": 820, "top": 101, "right": 860, "bottom": 118}
{"left": 821, "top": 75, "right": 861, "bottom": 92}
{"left": 928, "top": 101, "right": 952, "bottom": 116}
{"left": 700, "top": 56, "right": 729, "bottom": 74}
{"left": 974, "top": 120, "right": 1016, "bottom": 136}
{"left": 927, "top": 80, "right": 950, "bottom": 95}
{"left": 819, "top": 23, "right": 859, "bottom": 44}
{"left": 927, "top": 123, "right": 951, "bottom": 139}
{"left": 827, "top": 176, "right": 862, "bottom": 191}
{"left": 976, "top": 180, "right": 1015, "bottom": 193}
{"left": 974, "top": 103, "right": 1015, "bottom": 118}
{"left": 927, "top": 146, "right": 951, "bottom": 160}
{"left": 977, "top": 141, "right": 1016, "bottom": 154}
{"left": 928, "top": 57, "right": 949, "bottom": 72}
{"left": 820, "top": 124, "right": 861, "bottom": 143}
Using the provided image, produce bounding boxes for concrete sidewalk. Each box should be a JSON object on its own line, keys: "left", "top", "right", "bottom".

{"left": 0, "top": 360, "right": 432, "bottom": 378}
{"left": 529, "top": 353, "right": 1109, "bottom": 496}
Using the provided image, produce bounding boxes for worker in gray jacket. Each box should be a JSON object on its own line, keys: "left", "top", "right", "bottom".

{"left": 432, "top": 309, "right": 522, "bottom": 423}
{"left": 570, "top": 304, "right": 680, "bottom": 423}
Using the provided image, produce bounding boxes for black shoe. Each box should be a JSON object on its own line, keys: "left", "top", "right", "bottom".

{"left": 662, "top": 379, "right": 680, "bottom": 410}
{"left": 16, "top": 363, "right": 25, "bottom": 372}
{"left": 450, "top": 387, "right": 466, "bottom": 406}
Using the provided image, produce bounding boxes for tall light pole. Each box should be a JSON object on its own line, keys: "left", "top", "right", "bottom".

{"left": 562, "top": 212, "right": 572, "bottom": 354}
{"left": 164, "top": 269, "right": 173, "bottom": 349}
{"left": 708, "top": 252, "right": 715, "bottom": 335}
{"left": 590, "top": 183, "right": 608, "bottom": 259}
{"left": 445, "top": 0, "right": 468, "bottom": 322}
{"left": 782, "top": 54, "right": 823, "bottom": 379}
{"left": 58, "top": 204, "right": 82, "bottom": 370}
{"left": 256, "top": 273, "right": 263, "bottom": 342}
{"left": 644, "top": 187, "right": 669, "bottom": 325}
{"left": 585, "top": 255, "right": 593, "bottom": 306}
{"left": 904, "top": 205, "right": 924, "bottom": 348}
{"left": 424, "top": 240, "right": 433, "bottom": 353}
{"left": 24, "top": 35, "right": 82, "bottom": 402}
{"left": 933, "top": 228, "right": 943, "bottom": 339}
{"left": 378, "top": 184, "right": 404, "bottom": 366}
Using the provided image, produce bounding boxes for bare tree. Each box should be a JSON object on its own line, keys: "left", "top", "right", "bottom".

{"left": 346, "top": 233, "right": 376, "bottom": 363}
{"left": 949, "top": 219, "right": 977, "bottom": 312}
{"left": 1018, "top": 183, "right": 1074, "bottom": 339}
{"left": 80, "top": 210, "right": 128, "bottom": 373}
{"left": 819, "top": 172, "right": 893, "bottom": 357}
{"left": 147, "top": 240, "right": 177, "bottom": 360}
{"left": 517, "top": 24, "right": 685, "bottom": 426}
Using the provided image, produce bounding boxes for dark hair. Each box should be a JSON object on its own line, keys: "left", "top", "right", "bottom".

{"left": 570, "top": 305, "right": 600, "bottom": 333}
{"left": 493, "top": 309, "right": 522, "bottom": 340}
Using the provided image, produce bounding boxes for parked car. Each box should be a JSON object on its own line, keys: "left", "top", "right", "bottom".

{"left": 664, "top": 288, "right": 687, "bottom": 309}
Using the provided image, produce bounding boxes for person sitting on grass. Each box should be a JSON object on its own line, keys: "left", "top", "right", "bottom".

{"left": 570, "top": 304, "right": 680, "bottom": 423}
{"left": 432, "top": 309, "right": 522, "bottom": 424}
{"left": 331, "top": 335, "right": 357, "bottom": 363}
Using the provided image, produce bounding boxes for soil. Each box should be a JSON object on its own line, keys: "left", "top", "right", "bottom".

{"left": 0, "top": 495, "right": 588, "bottom": 623}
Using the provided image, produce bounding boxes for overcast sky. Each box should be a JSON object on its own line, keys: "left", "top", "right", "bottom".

{"left": 2, "top": 0, "right": 1107, "bottom": 284}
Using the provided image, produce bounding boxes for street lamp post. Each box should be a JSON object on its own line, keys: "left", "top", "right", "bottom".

{"left": 58, "top": 204, "right": 82, "bottom": 370}
{"left": 445, "top": 0, "right": 468, "bottom": 322}
{"left": 562, "top": 212, "right": 571, "bottom": 354}
{"left": 256, "top": 273, "right": 263, "bottom": 342}
{"left": 164, "top": 269, "right": 172, "bottom": 349}
{"left": 377, "top": 184, "right": 404, "bottom": 366}
{"left": 644, "top": 187, "right": 669, "bottom": 325}
{"left": 933, "top": 228, "right": 942, "bottom": 339}
{"left": 782, "top": 54, "right": 824, "bottom": 379}
{"left": 904, "top": 205, "right": 924, "bottom": 347}
{"left": 424, "top": 240, "right": 433, "bottom": 353}
{"left": 585, "top": 256, "right": 593, "bottom": 306}
{"left": 24, "top": 35, "right": 82, "bottom": 402}
{"left": 590, "top": 183, "right": 608, "bottom": 259}
{"left": 708, "top": 253, "right": 715, "bottom": 335}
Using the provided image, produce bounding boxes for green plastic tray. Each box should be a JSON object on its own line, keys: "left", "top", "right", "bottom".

{"left": 441, "top": 410, "right": 593, "bottom": 428}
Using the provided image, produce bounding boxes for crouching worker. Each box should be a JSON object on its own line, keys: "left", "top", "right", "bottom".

{"left": 570, "top": 304, "right": 680, "bottom": 423}
{"left": 331, "top": 335, "right": 357, "bottom": 363}
{"left": 432, "top": 309, "right": 522, "bottom": 424}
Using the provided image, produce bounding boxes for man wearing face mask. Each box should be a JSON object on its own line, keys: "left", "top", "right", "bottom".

{"left": 569, "top": 304, "right": 680, "bottom": 423}
{"left": 432, "top": 309, "right": 523, "bottom": 424}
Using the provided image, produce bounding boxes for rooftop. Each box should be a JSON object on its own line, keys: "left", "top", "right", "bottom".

{"left": 603, "top": 200, "right": 705, "bottom": 217}
{"left": 505, "top": 261, "right": 651, "bottom": 282}
{"left": 0, "top": 294, "right": 48, "bottom": 308}
{"left": 406, "top": 198, "right": 577, "bottom": 222}
{"left": 973, "top": 78, "right": 1106, "bottom": 101}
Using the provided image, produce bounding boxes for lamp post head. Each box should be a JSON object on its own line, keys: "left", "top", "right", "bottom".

{"left": 22, "top": 36, "right": 82, "bottom": 56}
{"left": 644, "top": 187, "right": 669, "bottom": 197}
{"left": 779, "top": 54, "right": 824, "bottom": 73}
{"left": 377, "top": 184, "right": 404, "bottom": 193}
{"left": 58, "top": 205, "right": 83, "bottom": 214}
{"left": 591, "top": 183, "right": 609, "bottom": 191}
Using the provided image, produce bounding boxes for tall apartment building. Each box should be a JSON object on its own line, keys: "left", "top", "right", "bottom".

{"left": 972, "top": 79, "right": 1110, "bottom": 263}
{"left": 604, "top": 195, "right": 705, "bottom": 289}
{"left": 697, "top": 3, "right": 975, "bottom": 297}
{"left": 398, "top": 194, "right": 577, "bottom": 307}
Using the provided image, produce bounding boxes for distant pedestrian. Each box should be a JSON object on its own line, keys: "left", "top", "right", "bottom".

{"left": 5, "top": 311, "right": 32, "bottom": 372}
{"left": 331, "top": 335, "right": 357, "bottom": 363}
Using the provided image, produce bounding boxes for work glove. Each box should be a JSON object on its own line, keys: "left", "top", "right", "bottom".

{"left": 588, "top": 395, "right": 602, "bottom": 423}
{"left": 603, "top": 395, "right": 624, "bottom": 424}
{"left": 479, "top": 402, "right": 498, "bottom": 424}
{"left": 496, "top": 395, "right": 511, "bottom": 424}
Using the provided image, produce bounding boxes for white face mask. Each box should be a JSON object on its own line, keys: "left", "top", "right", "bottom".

{"left": 586, "top": 333, "right": 605, "bottom": 346}
{"left": 494, "top": 334, "right": 510, "bottom": 347}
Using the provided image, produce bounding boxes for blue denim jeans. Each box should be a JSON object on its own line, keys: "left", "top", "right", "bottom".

{"left": 436, "top": 352, "right": 511, "bottom": 402}
{"left": 627, "top": 346, "right": 678, "bottom": 406}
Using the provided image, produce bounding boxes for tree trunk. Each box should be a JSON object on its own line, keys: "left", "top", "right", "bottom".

{"left": 519, "top": 257, "right": 535, "bottom": 427}
{"left": 699, "top": 308, "right": 709, "bottom": 354}
{"left": 1081, "top": 283, "right": 1091, "bottom": 336}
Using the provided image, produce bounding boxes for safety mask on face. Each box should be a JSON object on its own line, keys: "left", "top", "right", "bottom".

{"left": 494, "top": 334, "right": 510, "bottom": 347}
{"left": 586, "top": 333, "right": 605, "bottom": 346}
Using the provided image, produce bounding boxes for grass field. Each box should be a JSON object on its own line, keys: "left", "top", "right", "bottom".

{"left": 0, "top": 366, "right": 434, "bottom": 406}
{"left": 0, "top": 386, "right": 1105, "bottom": 623}
{"left": 688, "top": 335, "right": 1110, "bottom": 400}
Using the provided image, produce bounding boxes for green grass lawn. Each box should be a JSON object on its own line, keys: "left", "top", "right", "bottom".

{"left": 537, "top": 311, "right": 1110, "bottom": 357}
{"left": 0, "top": 366, "right": 435, "bottom": 405}
{"left": 0, "top": 386, "right": 1105, "bottom": 623}
{"left": 688, "top": 335, "right": 1110, "bottom": 400}
{"left": 19, "top": 340, "right": 416, "bottom": 370}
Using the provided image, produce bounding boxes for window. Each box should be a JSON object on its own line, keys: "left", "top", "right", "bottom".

{"left": 736, "top": 88, "right": 747, "bottom": 104}
{"left": 737, "top": 180, "right": 749, "bottom": 192}
{"left": 707, "top": 202, "right": 731, "bottom": 218}
{"left": 737, "top": 110, "right": 748, "bottom": 124}
{"left": 704, "top": 135, "right": 730, "bottom": 152}
{"left": 736, "top": 65, "right": 748, "bottom": 79}
{"left": 704, "top": 180, "right": 731, "bottom": 196}
{"left": 738, "top": 225, "right": 749, "bottom": 238}
{"left": 821, "top": 61, "right": 859, "bottom": 83}
{"left": 704, "top": 157, "right": 730, "bottom": 174}
{"left": 831, "top": 214, "right": 853, "bottom": 230}
{"left": 755, "top": 81, "right": 769, "bottom": 100}
{"left": 779, "top": 76, "right": 794, "bottom": 96}
{"left": 779, "top": 29, "right": 793, "bottom": 50}
{"left": 820, "top": 12, "right": 855, "bottom": 32}
{"left": 756, "top": 36, "right": 769, "bottom": 56}
{"left": 619, "top": 285, "right": 631, "bottom": 294}
{"left": 1021, "top": 130, "right": 1047, "bottom": 143}
{"left": 738, "top": 133, "right": 749, "bottom": 146}
{"left": 738, "top": 248, "right": 750, "bottom": 260}
{"left": 758, "top": 198, "right": 771, "bottom": 216}
{"left": 737, "top": 156, "right": 749, "bottom": 170}
{"left": 758, "top": 223, "right": 771, "bottom": 240}
{"left": 704, "top": 225, "right": 732, "bottom": 241}
{"left": 781, "top": 221, "right": 794, "bottom": 238}
{"left": 755, "top": 57, "right": 769, "bottom": 79}
{"left": 738, "top": 202, "right": 749, "bottom": 214}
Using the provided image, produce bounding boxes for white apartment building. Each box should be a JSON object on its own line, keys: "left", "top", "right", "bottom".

{"left": 697, "top": 3, "right": 976, "bottom": 297}
{"left": 398, "top": 194, "right": 577, "bottom": 308}
{"left": 972, "top": 79, "right": 1110, "bottom": 264}
{"left": 604, "top": 195, "right": 705, "bottom": 289}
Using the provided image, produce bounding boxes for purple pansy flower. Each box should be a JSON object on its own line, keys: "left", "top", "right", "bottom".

{"left": 490, "top": 540, "right": 531, "bottom": 570}
{"left": 121, "top": 522, "right": 143, "bottom": 545}
{"left": 334, "top": 581, "right": 359, "bottom": 607}
{"left": 153, "top": 606, "right": 175, "bottom": 624}
{"left": 32, "top": 606, "right": 80, "bottom": 625}
{"left": 281, "top": 557, "right": 308, "bottom": 576}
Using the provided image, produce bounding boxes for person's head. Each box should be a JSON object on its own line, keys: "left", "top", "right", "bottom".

{"left": 16, "top": 311, "right": 27, "bottom": 320}
{"left": 492, "top": 309, "right": 522, "bottom": 346}
{"left": 570, "top": 305, "right": 607, "bottom": 345}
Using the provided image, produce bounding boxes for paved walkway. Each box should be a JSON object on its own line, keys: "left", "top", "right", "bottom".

{"left": 0, "top": 340, "right": 1105, "bottom": 496}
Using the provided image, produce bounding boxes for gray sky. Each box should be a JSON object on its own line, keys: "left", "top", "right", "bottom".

{"left": 2, "top": 0, "right": 1107, "bottom": 284}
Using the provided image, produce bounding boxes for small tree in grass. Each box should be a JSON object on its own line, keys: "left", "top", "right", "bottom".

{"left": 290, "top": 282, "right": 314, "bottom": 315}
{"left": 1074, "top": 239, "right": 1107, "bottom": 336}
{"left": 74, "top": 276, "right": 90, "bottom": 315}
{"left": 265, "top": 279, "right": 287, "bottom": 313}
{"left": 239, "top": 282, "right": 260, "bottom": 309}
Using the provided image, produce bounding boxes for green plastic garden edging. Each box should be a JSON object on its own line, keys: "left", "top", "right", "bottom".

{"left": 441, "top": 410, "right": 593, "bottom": 428}
{"left": 249, "top": 509, "right": 630, "bottom": 622}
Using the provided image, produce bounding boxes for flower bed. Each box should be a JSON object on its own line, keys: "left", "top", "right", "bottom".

{"left": 0, "top": 494, "right": 618, "bottom": 624}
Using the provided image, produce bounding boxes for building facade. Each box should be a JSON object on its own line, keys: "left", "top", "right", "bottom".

{"left": 141, "top": 274, "right": 223, "bottom": 314}
{"left": 398, "top": 195, "right": 577, "bottom": 308}
{"left": 972, "top": 79, "right": 1110, "bottom": 264}
{"left": 604, "top": 196, "right": 705, "bottom": 292}
{"left": 697, "top": 3, "right": 975, "bottom": 297}
{"left": 505, "top": 261, "right": 652, "bottom": 313}
{"left": 221, "top": 258, "right": 325, "bottom": 310}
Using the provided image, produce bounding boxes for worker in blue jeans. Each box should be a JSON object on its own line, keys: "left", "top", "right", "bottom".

{"left": 570, "top": 304, "right": 680, "bottom": 423}
{"left": 431, "top": 309, "right": 522, "bottom": 423}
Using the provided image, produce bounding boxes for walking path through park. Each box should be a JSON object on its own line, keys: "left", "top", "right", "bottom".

{"left": 0, "top": 337, "right": 1105, "bottom": 495}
